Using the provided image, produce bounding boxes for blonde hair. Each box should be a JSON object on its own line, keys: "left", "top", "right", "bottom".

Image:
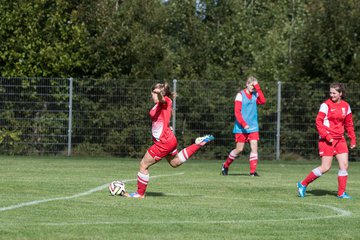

{"left": 246, "top": 76, "right": 257, "bottom": 84}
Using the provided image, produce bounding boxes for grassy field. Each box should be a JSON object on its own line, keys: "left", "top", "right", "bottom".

{"left": 1, "top": 156, "right": 360, "bottom": 240}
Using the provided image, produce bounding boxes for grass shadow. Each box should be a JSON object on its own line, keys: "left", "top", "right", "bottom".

{"left": 227, "top": 173, "right": 251, "bottom": 176}
{"left": 146, "top": 192, "right": 203, "bottom": 198}
{"left": 145, "top": 192, "right": 166, "bottom": 197}
{"left": 307, "top": 189, "right": 337, "bottom": 197}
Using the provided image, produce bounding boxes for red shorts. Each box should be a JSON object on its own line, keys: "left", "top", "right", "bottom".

{"left": 318, "top": 138, "right": 348, "bottom": 156}
{"left": 148, "top": 136, "right": 178, "bottom": 161}
{"left": 235, "top": 132, "right": 259, "bottom": 143}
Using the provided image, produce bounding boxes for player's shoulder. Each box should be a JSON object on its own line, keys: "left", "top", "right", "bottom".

{"left": 235, "top": 91, "right": 243, "bottom": 100}
{"left": 236, "top": 90, "right": 244, "bottom": 96}
{"left": 322, "top": 99, "right": 338, "bottom": 109}
{"left": 320, "top": 99, "right": 331, "bottom": 108}
{"left": 319, "top": 101, "right": 329, "bottom": 113}
{"left": 340, "top": 100, "right": 352, "bottom": 113}
{"left": 164, "top": 96, "right": 172, "bottom": 104}
{"left": 340, "top": 99, "right": 350, "bottom": 107}
{"left": 324, "top": 99, "right": 332, "bottom": 105}
{"left": 238, "top": 89, "right": 245, "bottom": 95}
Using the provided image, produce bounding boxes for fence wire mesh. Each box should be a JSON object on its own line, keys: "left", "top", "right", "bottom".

{"left": 0, "top": 77, "right": 359, "bottom": 161}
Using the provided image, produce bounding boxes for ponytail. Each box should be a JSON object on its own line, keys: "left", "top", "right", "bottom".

{"left": 151, "top": 82, "right": 175, "bottom": 99}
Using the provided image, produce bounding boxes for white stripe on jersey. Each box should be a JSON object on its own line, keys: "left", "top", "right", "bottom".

{"left": 235, "top": 92, "right": 242, "bottom": 102}
{"left": 319, "top": 103, "right": 330, "bottom": 127}
{"left": 152, "top": 121, "right": 163, "bottom": 141}
{"left": 347, "top": 106, "right": 352, "bottom": 115}
{"left": 319, "top": 103, "right": 329, "bottom": 114}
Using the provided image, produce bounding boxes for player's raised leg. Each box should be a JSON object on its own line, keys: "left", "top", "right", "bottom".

{"left": 195, "top": 134, "right": 215, "bottom": 146}
{"left": 168, "top": 135, "right": 215, "bottom": 167}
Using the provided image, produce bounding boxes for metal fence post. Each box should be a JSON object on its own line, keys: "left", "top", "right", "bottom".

{"left": 172, "top": 79, "right": 177, "bottom": 135}
{"left": 276, "top": 81, "right": 282, "bottom": 160}
{"left": 67, "top": 78, "right": 73, "bottom": 157}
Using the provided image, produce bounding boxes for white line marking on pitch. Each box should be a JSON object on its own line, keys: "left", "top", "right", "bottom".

{"left": 203, "top": 195, "right": 352, "bottom": 219}
{"left": 35, "top": 198, "right": 352, "bottom": 226}
{"left": 0, "top": 172, "right": 184, "bottom": 212}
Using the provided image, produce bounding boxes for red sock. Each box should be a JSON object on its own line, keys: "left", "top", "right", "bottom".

{"left": 249, "top": 152, "right": 258, "bottom": 174}
{"left": 178, "top": 144, "right": 201, "bottom": 162}
{"left": 338, "top": 175, "right": 347, "bottom": 196}
{"left": 224, "top": 150, "right": 238, "bottom": 168}
{"left": 249, "top": 160, "right": 257, "bottom": 174}
{"left": 137, "top": 172, "right": 149, "bottom": 196}
{"left": 301, "top": 170, "right": 320, "bottom": 187}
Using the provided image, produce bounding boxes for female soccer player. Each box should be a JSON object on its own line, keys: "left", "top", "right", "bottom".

{"left": 297, "top": 83, "right": 356, "bottom": 198}
{"left": 124, "top": 82, "right": 214, "bottom": 198}
{"left": 221, "top": 76, "right": 266, "bottom": 176}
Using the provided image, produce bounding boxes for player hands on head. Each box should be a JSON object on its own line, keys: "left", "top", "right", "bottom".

{"left": 221, "top": 76, "right": 266, "bottom": 176}
{"left": 297, "top": 83, "right": 356, "bottom": 199}
{"left": 123, "top": 82, "right": 215, "bottom": 198}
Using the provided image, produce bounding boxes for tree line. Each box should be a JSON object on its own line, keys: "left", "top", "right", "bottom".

{"left": 1, "top": 0, "right": 359, "bottom": 83}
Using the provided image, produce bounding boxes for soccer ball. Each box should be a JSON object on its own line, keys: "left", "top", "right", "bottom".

{"left": 108, "top": 181, "right": 126, "bottom": 196}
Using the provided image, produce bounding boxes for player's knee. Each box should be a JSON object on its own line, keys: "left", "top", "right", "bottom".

{"left": 320, "top": 165, "right": 331, "bottom": 173}
{"left": 168, "top": 158, "right": 181, "bottom": 168}
{"left": 234, "top": 148, "right": 243, "bottom": 154}
{"left": 340, "top": 164, "right": 348, "bottom": 170}
{"left": 170, "top": 163, "right": 180, "bottom": 168}
{"left": 139, "top": 161, "right": 150, "bottom": 171}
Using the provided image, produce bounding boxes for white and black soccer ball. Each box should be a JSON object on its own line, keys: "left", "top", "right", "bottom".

{"left": 108, "top": 181, "right": 126, "bottom": 196}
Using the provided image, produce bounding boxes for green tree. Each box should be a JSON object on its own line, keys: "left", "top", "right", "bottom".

{"left": 0, "top": 0, "right": 88, "bottom": 77}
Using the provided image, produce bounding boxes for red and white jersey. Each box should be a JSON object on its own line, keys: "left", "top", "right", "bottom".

{"left": 149, "top": 96, "right": 174, "bottom": 143}
{"left": 316, "top": 99, "right": 356, "bottom": 145}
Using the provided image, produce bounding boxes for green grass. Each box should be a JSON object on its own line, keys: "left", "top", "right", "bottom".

{"left": 1, "top": 156, "right": 360, "bottom": 240}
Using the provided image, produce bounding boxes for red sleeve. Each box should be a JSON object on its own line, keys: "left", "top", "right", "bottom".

{"left": 234, "top": 101, "right": 248, "bottom": 127}
{"left": 316, "top": 111, "right": 331, "bottom": 140}
{"left": 149, "top": 99, "right": 168, "bottom": 119}
{"left": 149, "top": 103, "right": 160, "bottom": 119}
{"left": 254, "top": 84, "right": 266, "bottom": 105}
{"left": 344, "top": 113, "right": 356, "bottom": 146}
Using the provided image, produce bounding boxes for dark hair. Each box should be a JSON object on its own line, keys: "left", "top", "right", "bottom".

{"left": 151, "top": 82, "right": 174, "bottom": 99}
{"left": 330, "top": 83, "right": 346, "bottom": 99}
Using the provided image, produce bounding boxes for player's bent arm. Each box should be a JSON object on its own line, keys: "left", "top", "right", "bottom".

{"left": 156, "top": 92, "right": 166, "bottom": 103}
{"left": 149, "top": 97, "right": 168, "bottom": 119}
{"left": 254, "top": 84, "right": 266, "bottom": 105}
{"left": 149, "top": 103, "right": 161, "bottom": 119}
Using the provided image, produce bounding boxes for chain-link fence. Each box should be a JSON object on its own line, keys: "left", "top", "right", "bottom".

{"left": 1, "top": 77, "right": 359, "bottom": 161}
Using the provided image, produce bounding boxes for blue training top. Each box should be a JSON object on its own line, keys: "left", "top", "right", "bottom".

{"left": 233, "top": 90, "right": 259, "bottom": 134}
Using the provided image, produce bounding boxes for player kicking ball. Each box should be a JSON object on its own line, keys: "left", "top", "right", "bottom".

{"left": 123, "top": 82, "right": 214, "bottom": 198}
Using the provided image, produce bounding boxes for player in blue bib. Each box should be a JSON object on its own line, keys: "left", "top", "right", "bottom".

{"left": 221, "top": 76, "right": 266, "bottom": 176}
